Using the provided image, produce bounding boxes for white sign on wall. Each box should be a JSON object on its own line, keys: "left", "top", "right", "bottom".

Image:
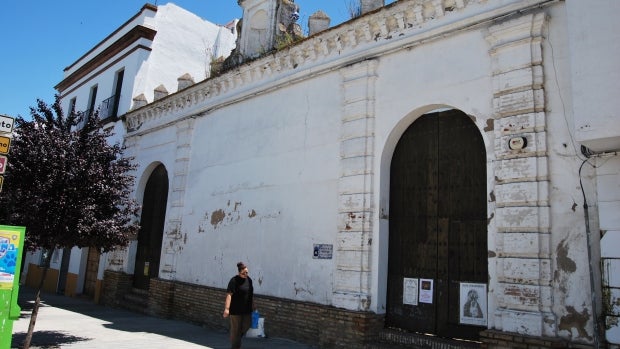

{"left": 313, "top": 244, "right": 333, "bottom": 259}
{"left": 459, "top": 282, "right": 487, "bottom": 326}
{"left": 403, "top": 278, "right": 419, "bottom": 305}
{"left": 419, "top": 278, "right": 433, "bottom": 304}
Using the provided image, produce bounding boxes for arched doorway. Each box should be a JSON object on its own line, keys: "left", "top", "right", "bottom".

{"left": 386, "top": 109, "right": 488, "bottom": 340}
{"left": 133, "top": 164, "right": 168, "bottom": 290}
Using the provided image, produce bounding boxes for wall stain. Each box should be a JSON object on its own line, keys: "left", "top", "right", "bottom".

{"left": 556, "top": 239, "right": 577, "bottom": 273}
{"left": 487, "top": 212, "right": 494, "bottom": 226}
{"left": 488, "top": 190, "right": 496, "bottom": 202}
{"left": 484, "top": 118, "right": 494, "bottom": 132}
{"left": 211, "top": 209, "right": 226, "bottom": 228}
{"left": 488, "top": 250, "right": 496, "bottom": 258}
{"left": 380, "top": 208, "right": 388, "bottom": 220}
{"left": 293, "top": 282, "right": 314, "bottom": 296}
{"left": 559, "top": 306, "right": 593, "bottom": 340}
{"left": 571, "top": 201, "right": 577, "bottom": 212}
{"left": 248, "top": 209, "right": 257, "bottom": 218}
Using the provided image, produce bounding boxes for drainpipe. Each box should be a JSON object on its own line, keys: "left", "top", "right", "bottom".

{"left": 578, "top": 158, "right": 601, "bottom": 348}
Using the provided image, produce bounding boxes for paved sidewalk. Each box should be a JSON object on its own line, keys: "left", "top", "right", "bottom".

{"left": 11, "top": 287, "right": 317, "bottom": 349}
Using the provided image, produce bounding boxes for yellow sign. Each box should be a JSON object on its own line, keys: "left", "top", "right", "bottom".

{"left": 0, "top": 230, "right": 21, "bottom": 290}
{"left": 0, "top": 136, "right": 9, "bottom": 154}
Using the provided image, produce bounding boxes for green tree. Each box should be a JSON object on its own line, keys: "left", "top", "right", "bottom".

{"left": 0, "top": 96, "right": 140, "bottom": 349}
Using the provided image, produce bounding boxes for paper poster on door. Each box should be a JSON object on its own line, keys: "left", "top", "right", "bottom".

{"left": 418, "top": 278, "right": 433, "bottom": 304}
{"left": 459, "top": 282, "right": 487, "bottom": 326}
{"left": 403, "top": 278, "right": 418, "bottom": 305}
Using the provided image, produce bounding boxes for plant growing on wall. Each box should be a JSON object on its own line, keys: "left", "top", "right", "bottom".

{"left": 0, "top": 95, "right": 140, "bottom": 349}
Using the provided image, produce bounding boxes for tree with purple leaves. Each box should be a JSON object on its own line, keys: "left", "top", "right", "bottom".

{"left": 0, "top": 95, "right": 140, "bottom": 349}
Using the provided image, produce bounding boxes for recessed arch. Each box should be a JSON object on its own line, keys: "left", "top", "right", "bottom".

{"left": 379, "top": 108, "right": 489, "bottom": 340}
{"left": 133, "top": 163, "right": 169, "bottom": 289}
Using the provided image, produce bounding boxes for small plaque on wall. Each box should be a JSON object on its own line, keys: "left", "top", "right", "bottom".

{"left": 313, "top": 244, "right": 333, "bottom": 259}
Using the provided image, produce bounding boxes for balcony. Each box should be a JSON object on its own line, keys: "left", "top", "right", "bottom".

{"left": 99, "top": 94, "right": 120, "bottom": 123}
{"left": 76, "top": 108, "right": 92, "bottom": 129}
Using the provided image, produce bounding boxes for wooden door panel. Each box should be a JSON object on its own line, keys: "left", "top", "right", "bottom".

{"left": 133, "top": 164, "right": 168, "bottom": 289}
{"left": 387, "top": 110, "right": 487, "bottom": 340}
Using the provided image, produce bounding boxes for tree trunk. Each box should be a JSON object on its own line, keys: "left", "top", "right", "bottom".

{"left": 22, "top": 251, "right": 53, "bottom": 349}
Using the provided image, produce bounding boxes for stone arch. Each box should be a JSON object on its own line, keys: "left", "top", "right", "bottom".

{"left": 376, "top": 105, "right": 494, "bottom": 339}
{"left": 133, "top": 163, "right": 169, "bottom": 289}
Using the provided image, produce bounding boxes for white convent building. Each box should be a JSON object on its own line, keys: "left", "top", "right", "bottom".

{"left": 25, "top": 1, "right": 620, "bottom": 348}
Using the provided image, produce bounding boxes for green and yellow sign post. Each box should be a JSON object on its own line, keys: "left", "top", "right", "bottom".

{"left": 0, "top": 225, "right": 26, "bottom": 349}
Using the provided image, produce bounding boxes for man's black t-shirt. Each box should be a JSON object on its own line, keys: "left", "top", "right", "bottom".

{"left": 226, "top": 275, "right": 253, "bottom": 315}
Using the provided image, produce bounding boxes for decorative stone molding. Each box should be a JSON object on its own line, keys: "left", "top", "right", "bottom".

{"left": 131, "top": 94, "right": 148, "bottom": 110}
{"left": 177, "top": 73, "right": 195, "bottom": 90}
{"left": 308, "top": 10, "right": 330, "bottom": 36}
{"left": 361, "top": 0, "right": 384, "bottom": 15}
{"left": 333, "top": 59, "right": 378, "bottom": 311}
{"left": 154, "top": 84, "right": 169, "bottom": 101}
{"left": 124, "top": 0, "right": 554, "bottom": 137}
{"left": 486, "top": 11, "right": 555, "bottom": 338}
{"left": 159, "top": 119, "right": 195, "bottom": 279}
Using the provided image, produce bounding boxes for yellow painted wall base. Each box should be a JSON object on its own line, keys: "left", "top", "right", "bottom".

{"left": 25, "top": 264, "right": 59, "bottom": 293}
{"left": 64, "top": 273, "right": 78, "bottom": 297}
{"left": 94, "top": 279, "right": 103, "bottom": 304}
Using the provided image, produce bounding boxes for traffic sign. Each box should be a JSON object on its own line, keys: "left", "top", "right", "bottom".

{"left": 0, "top": 115, "right": 14, "bottom": 134}
{"left": 0, "top": 136, "right": 10, "bottom": 154}
{"left": 0, "top": 156, "right": 6, "bottom": 174}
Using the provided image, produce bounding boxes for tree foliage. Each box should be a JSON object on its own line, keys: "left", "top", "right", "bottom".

{"left": 0, "top": 96, "right": 140, "bottom": 252}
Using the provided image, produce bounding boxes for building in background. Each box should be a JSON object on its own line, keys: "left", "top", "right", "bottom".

{"left": 21, "top": 2, "right": 237, "bottom": 303}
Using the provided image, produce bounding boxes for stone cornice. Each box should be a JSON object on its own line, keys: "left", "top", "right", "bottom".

{"left": 124, "top": 0, "right": 556, "bottom": 137}
{"left": 56, "top": 25, "right": 157, "bottom": 92}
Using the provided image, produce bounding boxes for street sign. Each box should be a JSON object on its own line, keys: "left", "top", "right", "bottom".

{"left": 0, "top": 115, "right": 14, "bottom": 134}
{"left": 0, "top": 136, "right": 9, "bottom": 154}
{"left": 0, "top": 156, "right": 6, "bottom": 174}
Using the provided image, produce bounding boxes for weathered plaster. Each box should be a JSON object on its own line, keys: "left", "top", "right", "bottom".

{"left": 559, "top": 306, "right": 593, "bottom": 341}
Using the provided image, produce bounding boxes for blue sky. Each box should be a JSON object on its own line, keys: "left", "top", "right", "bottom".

{"left": 0, "top": 1, "right": 384, "bottom": 120}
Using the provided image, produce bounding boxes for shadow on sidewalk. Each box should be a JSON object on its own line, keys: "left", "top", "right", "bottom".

{"left": 12, "top": 286, "right": 231, "bottom": 349}
{"left": 11, "top": 330, "right": 89, "bottom": 349}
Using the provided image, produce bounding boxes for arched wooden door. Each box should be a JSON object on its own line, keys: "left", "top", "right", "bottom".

{"left": 386, "top": 109, "right": 487, "bottom": 340}
{"left": 133, "top": 164, "right": 168, "bottom": 290}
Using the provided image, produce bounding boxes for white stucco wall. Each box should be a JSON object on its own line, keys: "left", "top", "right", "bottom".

{"left": 114, "top": 0, "right": 618, "bottom": 345}
{"left": 567, "top": 0, "right": 620, "bottom": 152}
{"left": 135, "top": 3, "right": 237, "bottom": 104}
{"left": 373, "top": 27, "right": 495, "bottom": 316}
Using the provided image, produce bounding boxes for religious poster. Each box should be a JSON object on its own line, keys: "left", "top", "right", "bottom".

{"left": 403, "top": 278, "right": 419, "bottom": 305}
{"left": 459, "top": 282, "right": 487, "bottom": 326}
{"left": 0, "top": 230, "right": 21, "bottom": 290}
{"left": 419, "top": 278, "right": 433, "bottom": 304}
